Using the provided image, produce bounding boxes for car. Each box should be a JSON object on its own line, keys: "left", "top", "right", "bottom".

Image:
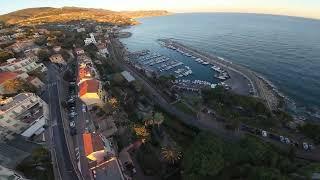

{"left": 69, "top": 106, "right": 76, "bottom": 110}
{"left": 69, "top": 82, "right": 76, "bottom": 85}
{"left": 280, "top": 136, "right": 285, "bottom": 143}
{"left": 284, "top": 137, "right": 290, "bottom": 144}
{"left": 67, "top": 98, "right": 75, "bottom": 103}
{"left": 303, "top": 142, "right": 309, "bottom": 150}
{"left": 70, "top": 121, "right": 75, "bottom": 128}
{"left": 261, "top": 130, "right": 268, "bottom": 137}
{"left": 70, "top": 128, "right": 77, "bottom": 136}
{"left": 70, "top": 112, "right": 77, "bottom": 116}
{"left": 82, "top": 104, "right": 87, "bottom": 112}
{"left": 85, "top": 119, "right": 89, "bottom": 123}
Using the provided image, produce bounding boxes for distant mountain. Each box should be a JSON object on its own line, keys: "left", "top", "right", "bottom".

{"left": 0, "top": 7, "right": 170, "bottom": 26}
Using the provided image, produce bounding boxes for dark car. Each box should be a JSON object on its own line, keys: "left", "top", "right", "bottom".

{"left": 70, "top": 128, "right": 77, "bottom": 136}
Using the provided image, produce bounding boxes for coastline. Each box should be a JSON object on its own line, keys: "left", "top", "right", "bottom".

{"left": 158, "top": 38, "right": 282, "bottom": 110}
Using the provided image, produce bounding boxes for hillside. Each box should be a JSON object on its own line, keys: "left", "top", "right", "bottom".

{"left": 120, "top": 10, "right": 171, "bottom": 19}
{"left": 0, "top": 7, "right": 170, "bottom": 26}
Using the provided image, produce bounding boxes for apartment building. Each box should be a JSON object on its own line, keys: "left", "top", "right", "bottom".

{"left": 49, "top": 54, "right": 66, "bottom": 65}
{"left": 0, "top": 56, "right": 47, "bottom": 73}
{"left": 0, "top": 93, "right": 48, "bottom": 141}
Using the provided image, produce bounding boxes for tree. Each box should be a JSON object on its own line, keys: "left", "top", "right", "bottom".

{"left": 112, "top": 73, "right": 125, "bottom": 85}
{"left": 161, "top": 145, "right": 182, "bottom": 165}
{"left": 3, "top": 78, "right": 37, "bottom": 94}
{"left": 2, "top": 78, "right": 24, "bottom": 93}
{"left": 34, "top": 37, "right": 48, "bottom": 46}
{"left": 153, "top": 112, "right": 164, "bottom": 129}
{"left": 134, "top": 125, "right": 150, "bottom": 143}
{"left": 0, "top": 50, "right": 14, "bottom": 63}
{"left": 37, "top": 49, "right": 50, "bottom": 61}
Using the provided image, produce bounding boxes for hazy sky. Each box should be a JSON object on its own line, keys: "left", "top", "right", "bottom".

{"left": 1, "top": 0, "right": 319, "bottom": 19}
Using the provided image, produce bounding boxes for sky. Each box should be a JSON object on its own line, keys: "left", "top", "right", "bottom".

{"left": 0, "top": 0, "right": 319, "bottom": 19}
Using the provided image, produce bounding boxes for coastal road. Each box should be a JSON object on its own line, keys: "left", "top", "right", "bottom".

{"left": 109, "top": 38, "right": 241, "bottom": 141}
{"left": 109, "top": 37, "right": 320, "bottom": 161}
{"left": 47, "top": 64, "right": 79, "bottom": 180}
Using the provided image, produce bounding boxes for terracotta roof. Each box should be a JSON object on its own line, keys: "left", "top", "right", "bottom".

{"left": 83, "top": 133, "right": 104, "bottom": 156}
{"left": 0, "top": 72, "right": 19, "bottom": 84}
{"left": 79, "top": 79, "right": 99, "bottom": 97}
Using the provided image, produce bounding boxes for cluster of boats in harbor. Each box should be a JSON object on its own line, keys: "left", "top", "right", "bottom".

{"left": 160, "top": 40, "right": 230, "bottom": 81}
{"left": 174, "top": 66, "right": 193, "bottom": 78}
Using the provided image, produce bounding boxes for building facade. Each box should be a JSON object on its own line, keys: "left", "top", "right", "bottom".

{"left": 0, "top": 93, "right": 48, "bottom": 141}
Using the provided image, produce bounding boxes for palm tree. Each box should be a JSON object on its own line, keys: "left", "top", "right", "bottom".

{"left": 153, "top": 112, "right": 164, "bottom": 130}
{"left": 161, "top": 145, "right": 182, "bottom": 165}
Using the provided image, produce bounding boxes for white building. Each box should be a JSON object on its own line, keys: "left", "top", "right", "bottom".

{"left": 0, "top": 165, "right": 28, "bottom": 180}
{"left": 84, "top": 33, "right": 97, "bottom": 46}
{"left": 0, "top": 93, "right": 48, "bottom": 141}
{"left": 121, "top": 71, "right": 135, "bottom": 82}
{"left": 0, "top": 56, "right": 47, "bottom": 73}
{"left": 77, "top": 27, "right": 86, "bottom": 33}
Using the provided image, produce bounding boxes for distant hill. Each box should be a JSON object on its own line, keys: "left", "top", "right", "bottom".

{"left": 120, "top": 10, "right": 171, "bottom": 19}
{"left": 0, "top": 7, "right": 170, "bottom": 26}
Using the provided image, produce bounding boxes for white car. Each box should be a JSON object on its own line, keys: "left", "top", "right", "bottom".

{"left": 261, "top": 130, "right": 268, "bottom": 137}
{"left": 303, "top": 142, "right": 309, "bottom": 150}
{"left": 70, "top": 121, "right": 75, "bottom": 128}
{"left": 284, "top": 137, "right": 290, "bottom": 144}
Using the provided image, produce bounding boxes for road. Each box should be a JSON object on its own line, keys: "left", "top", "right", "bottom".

{"left": 47, "top": 64, "right": 79, "bottom": 180}
{"left": 109, "top": 38, "right": 241, "bottom": 142}
{"left": 109, "top": 37, "right": 320, "bottom": 161}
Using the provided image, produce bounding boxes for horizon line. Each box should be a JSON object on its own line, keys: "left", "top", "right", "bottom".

{"left": 0, "top": 6, "right": 319, "bottom": 21}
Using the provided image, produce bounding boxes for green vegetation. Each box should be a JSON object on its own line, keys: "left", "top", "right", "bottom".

{"left": 16, "top": 147, "right": 54, "bottom": 180}
{"left": 202, "top": 86, "right": 291, "bottom": 129}
{"left": 157, "top": 106, "right": 200, "bottom": 149}
{"left": 182, "top": 132, "right": 317, "bottom": 180}
{"left": 37, "top": 49, "right": 50, "bottom": 61}
{"left": 0, "top": 50, "right": 14, "bottom": 63}
{"left": 34, "top": 37, "right": 48, "bottom": 46}
{"left": 299, "top": 123, "right": 320, "bottom": 145}
{"left": 173, "top": 101, "right": 197, "bottom": 116}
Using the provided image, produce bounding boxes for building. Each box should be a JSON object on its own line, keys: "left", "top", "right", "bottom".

{"left": 49, "top": 54, "right": 66, "bottom": 65}
{"left": 75, "top": 48, "right": 85, "bottom": 55}
{"left": 0, "top": 93, "right": 48, "bottom": 141}
{"left": 96, "top": 43, "right": 109, "bottom": 57}
{"left": 78, "top": 79, "right": 103, "bottom": 107}
{"left": 5, "top": 40, "right": 34, "bottom": 53}
{"left": 52, "top": 46, "right": 61, "bottom": 52}
{"left": 77, "top": 27, "right": 86, "bottom": 33}
{"left": 0, "top": 56, "right": 46, "bottom": 73}
{"left": 84, "top": 33, "right": 97, "bottom": 46}
{"left": 83, "top": 133, "right": 124, "bottom": 180}
{"left": 121, "top": 71, "right": 135, "bottom": 83}
{"left": 0, "top": 165, "right": 28, "bottom": 180}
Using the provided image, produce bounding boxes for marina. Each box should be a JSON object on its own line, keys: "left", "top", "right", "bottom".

{"left": 159, "top": 38, "right": 280, "bottom": 110}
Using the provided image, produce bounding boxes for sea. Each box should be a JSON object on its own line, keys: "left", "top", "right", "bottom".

{"left": 120, "top": 13, "right": 320, "bottom": 120}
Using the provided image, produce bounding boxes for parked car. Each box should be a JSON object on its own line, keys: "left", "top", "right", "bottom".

{"left": 284, "top": 137, "right": 290, "bottom": 144}
{"left": 261, "top": 130, "right": 268, "bottom": 137}
{"left": 70, "top": 121, "right": 75, "bottom": 128}
{"left": 70, "top": 128, "right": 77, "bottom": 136}
{"left": 303, "top": 142, "right": 309, "bottom": 150}
{"left": 280, "top": 136, "right": 285, "bottom": 143}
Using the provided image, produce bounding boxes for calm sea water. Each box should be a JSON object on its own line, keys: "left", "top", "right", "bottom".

{"left": 120, "top": 13, "right": 320, "bottom": 119}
